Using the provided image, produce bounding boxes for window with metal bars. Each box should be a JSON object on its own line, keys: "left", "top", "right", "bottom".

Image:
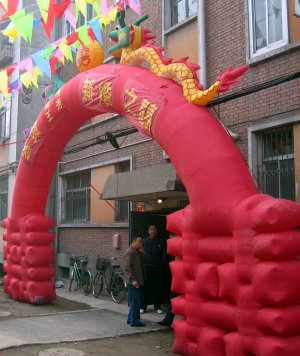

{"left": 0, "top": 175, "right": 8, "bottom": 221}
{"left": 62, "top": 170, "right": 91, "bottom": 222}
{"left": 256, "top": 125, "right": 295, "bottom": 200}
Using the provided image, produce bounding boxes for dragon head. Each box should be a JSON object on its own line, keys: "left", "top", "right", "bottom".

{"left": 108, "top": 10, "right": 156, "bottom": 58}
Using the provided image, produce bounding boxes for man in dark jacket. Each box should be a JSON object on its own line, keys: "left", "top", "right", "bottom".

{"left": 141, "top": 224, "right": 165, "bottom": 314}
{"left": 124, "top": 236, "right": 147, "bottom": 327}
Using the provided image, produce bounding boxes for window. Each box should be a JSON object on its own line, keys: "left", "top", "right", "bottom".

{"left": 115, "top": 161, "right": 130, "bottom": 222}
{"left": 62, "top": 171, "right": 91, "bottom": 222}
{"left": 248, "top": 0, "right": 288, "bottom": 57}
{"left": 256, "top": 125, "right": 295, "bottom": 200}
{"left": 0, "top": 175, "right": 8, "bottom": 221}
{"left": 0, "top": 101, "right": 11, "bottom": 141}
{"left": 64, "top": 3, "right": 94, "bottom": 35}
{"left": 170, "top": 0, "right": 198, "bottom": 27}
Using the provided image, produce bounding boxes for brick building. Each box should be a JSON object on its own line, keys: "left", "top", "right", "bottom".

{"left": 50, "top": 0, "right": 300, "bottom": 278}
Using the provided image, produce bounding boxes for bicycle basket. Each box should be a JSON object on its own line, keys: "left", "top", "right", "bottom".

{"left": 79, "top": 257, "right": 88, "bottom": 267}
{"left": 70, "top": 256, "right": 88, "bottom": 267}
{"left": 96, "top": 257, "right": 109, "bottom": 272}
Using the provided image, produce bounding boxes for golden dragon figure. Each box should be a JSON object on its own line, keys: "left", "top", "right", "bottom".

{"left": 109, "top": 11, "right": 248, "bottom": 106}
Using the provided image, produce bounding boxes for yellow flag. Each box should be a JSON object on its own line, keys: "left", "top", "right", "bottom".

{"left": 32, "top": 67, "right": 42, "bottom": 88}
{"left": 0, "top": 70, "right": 8, "bottom": 96}
{"left": 58, "top": 40, "right": 73, "bottom": 62}
{"left": 20, "top": 72, "right": 32, "bottom": 88}
{"left": 0, "top": 0, "right": 8, "bottom": 11}
{"left": 2, "top": 27, "right": 19, "bottom": 41}
{"left": 108, "top": 6, "right": 118, "bottom": 22}
{"left": 75, "top": 0, "right": 87, "bottom": 18}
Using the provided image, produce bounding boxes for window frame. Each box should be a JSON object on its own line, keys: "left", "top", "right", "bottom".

{"left": 0, "top": 175, "right": 8, "bottom": 221}
{"left": 250, "top": 123, "right": 295, "bottom": 201}
{"left": 248, "top": 0, "right": 289, "bottom": 58}
{"left": 0, "top": 100, "right": 11, "bottom": 142}
{"left": 62, "top": 170, "right": 91, "bottom": 223}
{"left": 165, "top": 0, "right": 198, "bottom": 30}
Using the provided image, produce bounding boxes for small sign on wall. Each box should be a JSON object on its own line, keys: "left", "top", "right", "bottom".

{"left": 113, "top": 234, "right": 121, "bottom": 249}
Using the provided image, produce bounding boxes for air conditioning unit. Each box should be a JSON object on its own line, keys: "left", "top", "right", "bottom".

{"left": 296, "top": 0, "right": 300, "bottom": 17}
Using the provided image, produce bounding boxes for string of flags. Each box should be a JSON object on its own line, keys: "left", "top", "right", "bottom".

{"left": 0, "top": 0, "right": 141, "bottom": 107}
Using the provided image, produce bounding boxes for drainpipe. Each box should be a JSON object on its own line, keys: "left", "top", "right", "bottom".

{"left": 198, "top": 0, "right": 207, "bottom": 88}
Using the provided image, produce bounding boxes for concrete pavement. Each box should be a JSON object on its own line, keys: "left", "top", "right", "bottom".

{"left": 0, "top": 287, "right": 168, "bottom": 351}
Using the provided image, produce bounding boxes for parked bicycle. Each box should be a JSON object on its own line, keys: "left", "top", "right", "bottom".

{"left": 92, "top": 256, "right": 126, "bottom": 303}
{"left": 69, "top": 254, "right": 92, "bottom": 296}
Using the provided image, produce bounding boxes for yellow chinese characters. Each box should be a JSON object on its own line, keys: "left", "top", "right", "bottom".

{"left": 45, "top": 110, "right": 54, "bottom": 123}
{"left": 99, "top": 81, "right": 113, "bottom": 106}
{"left": 56, "top": 97, "right": 63, "bottom": 111}
{"left": 23, "top": 144, "right": 31, "bottom": 161}
{"left": 123, "top": 88, "right": 158, "bottom": 132}
{"left": 139, "top": 99, "right": 158, "bottom": 132}
{"left": 30, "top": 125, "right": 42, "bottom": 144}
{"left": 82, "top": 79, "right": 95, "bottom": 103}
{"left": 124, "top": 88, "right": 137, "bottom": 110}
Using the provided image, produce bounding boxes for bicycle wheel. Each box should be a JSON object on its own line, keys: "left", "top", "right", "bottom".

{"left": 110, "top": 274, "right": 126, "bottom": 303}
{"left": 69, "top": 268, "right": 79, "bottom": 292}
{"left": 92, "top": 272, "right": 104, "bottom": 298}
{"left": 81, "top": 269, "right": 92, "bottom": 296}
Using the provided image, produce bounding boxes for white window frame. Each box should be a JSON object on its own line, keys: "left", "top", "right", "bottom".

{"left": 0, "top": 100, "right": 11, "bottom": 142}
{"left": 248, "top": 0, "right": 289, "bottom": 58}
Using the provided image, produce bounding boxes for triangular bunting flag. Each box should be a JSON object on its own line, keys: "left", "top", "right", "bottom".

{"left": 58, "top": 39, "right": 74, "bottom": 62}
{"left": 77, "top": 26, "right": 89, "bottom": 46}
{"left": 31, "top": 51, "right": 52, "bottom": 78}
{"left": 37, "top": 0, "right": 50, "bottom": 23}
{"left": 0, "top": 70, "right": 9, "bottom": 96}
{"left": 42, "top": 44, "right": 56, "bottom": 59}
{"left": 88, "top": 17, "right": 103, "bottom": 45}
{"left": 20, "top": 72, "right": 32, "bottom": 88}
{"left": 10, "top": 11, "right": 34, "bottom": 43}
{"left": 75, "top": 0, "right": 87, "bottom": 19}
{"left": 128, "top": 0, "right": 141, "bottom": 16}
{"left": 52, "top": 0, "right": 71, "bottom": 18}
{"left": 65, "top": 8, "right": 76, "bottom": 29}
{"left": 2, "top": 27, "right": 19, "bottom": 41}
{"left": 101, "top": 0, "right": 108, "bottom": 17}
{"left": 0, "top": 1, "right": 8, "bottom": 11}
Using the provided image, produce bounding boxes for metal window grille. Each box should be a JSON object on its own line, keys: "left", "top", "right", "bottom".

{"left": 62, "top": 171, "right": 91, "bottom": 223}
{"left": 256, "top": 125, "right": 295, "bottom": 201}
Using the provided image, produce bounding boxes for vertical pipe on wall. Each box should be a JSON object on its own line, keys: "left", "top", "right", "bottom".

{"left": 198, "top": 0, "right": 207, "bottom": 88}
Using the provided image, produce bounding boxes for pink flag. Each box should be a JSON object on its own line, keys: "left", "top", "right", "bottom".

{"left": 101, "top": 0, "right": 108, "bottom": 17}
{"left": 128, "top": 0, "right": 140, "bottom": 16}
{"left": 64, "top": 8, "right": 76, "bottom": 29}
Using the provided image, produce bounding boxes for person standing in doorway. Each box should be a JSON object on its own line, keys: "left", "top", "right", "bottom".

{"left": 141, "top": 224, "right": 165, "bottom": 314}
{"left": 124, "top": 236, "right": 148, "bottom": 327}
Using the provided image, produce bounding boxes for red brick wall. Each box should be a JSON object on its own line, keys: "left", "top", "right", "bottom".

{"left": 59, "top": 227, "right": 129, "bottom": 265}
{"left": 206, "top": 0, "right": 300, "bottom": 159}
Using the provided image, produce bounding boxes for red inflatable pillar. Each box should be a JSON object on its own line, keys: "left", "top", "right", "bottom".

{"left": 3, "top": 214, "right": 55, "bottom": 303}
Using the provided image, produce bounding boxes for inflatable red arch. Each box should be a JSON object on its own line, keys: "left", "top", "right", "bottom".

{"left": 3, "top": 63, "right": 300, "bottom": 355}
